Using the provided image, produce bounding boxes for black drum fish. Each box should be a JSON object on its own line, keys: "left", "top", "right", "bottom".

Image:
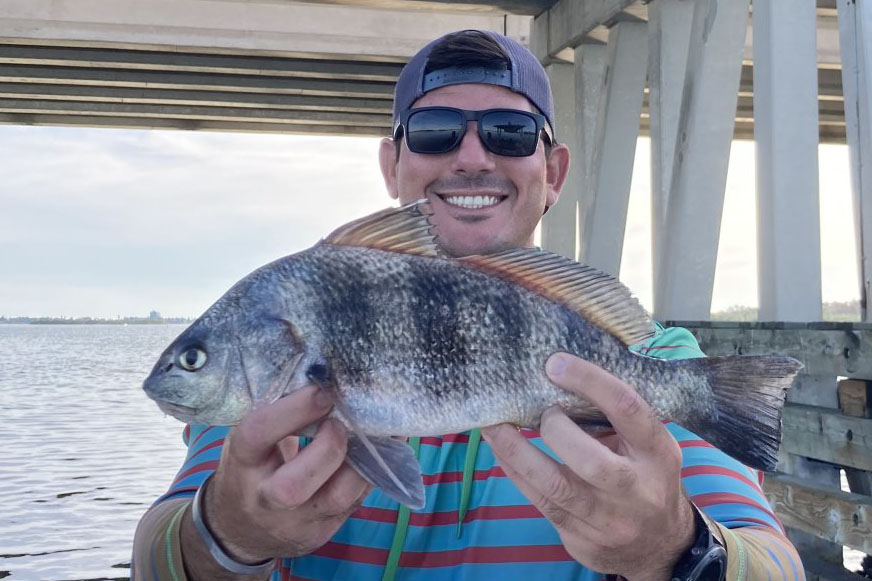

{"left": 143, "top": 201, "right": 802, "bottom": 509}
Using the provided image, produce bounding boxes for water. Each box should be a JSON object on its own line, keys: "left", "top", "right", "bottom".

{"left": 0, "top": 324, "right": 189, "bottom": 580}
{"left": 1, "top": 325, "right": 868, "bottom": 579}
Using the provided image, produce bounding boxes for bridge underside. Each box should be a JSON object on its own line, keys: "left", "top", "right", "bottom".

{"left": 0, "top": 0, "right": 846, "bottom": 141}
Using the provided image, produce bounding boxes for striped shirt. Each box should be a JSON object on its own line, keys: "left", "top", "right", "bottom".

{"left": 133, "top": 325, "right": 804, "bottom": 580}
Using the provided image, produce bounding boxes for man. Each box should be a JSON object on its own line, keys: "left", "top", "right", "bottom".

{"left": 133, "top": 30, "right": 804, "bottom": 581}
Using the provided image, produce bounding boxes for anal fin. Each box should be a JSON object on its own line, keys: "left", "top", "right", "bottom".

{"left": 346, "top": 434, "right": 426, "bottom": 510}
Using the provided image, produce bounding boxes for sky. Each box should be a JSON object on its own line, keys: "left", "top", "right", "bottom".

{"left": 0, "top": 124, "right": 860, "bottom": 319}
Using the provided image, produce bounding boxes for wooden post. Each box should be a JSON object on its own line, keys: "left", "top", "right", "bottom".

{"left": 839, "top": 379, "right": 872, "bottom": 497}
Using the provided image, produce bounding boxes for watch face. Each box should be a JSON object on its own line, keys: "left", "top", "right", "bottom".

{"left": 697, "top": 558, "right": 726, "bottom": 581}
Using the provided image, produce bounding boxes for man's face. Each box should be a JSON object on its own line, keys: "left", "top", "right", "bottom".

{"left": 379, "top": 83, "right": 570, "bottom": 257}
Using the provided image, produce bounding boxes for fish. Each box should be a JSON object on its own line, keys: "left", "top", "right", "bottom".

{"left": 143, "top": 200, "right": 802, "bottom": 509}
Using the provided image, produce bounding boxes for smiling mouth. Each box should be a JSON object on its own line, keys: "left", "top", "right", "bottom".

{"left": 439, "top": 194, "right": 504, "bottom": 209}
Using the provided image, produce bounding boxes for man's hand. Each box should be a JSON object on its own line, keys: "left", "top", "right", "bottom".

{"left": 182, "top": 385, "right": 371, "bottom": 578}
{"left": 482, "top": 353, "right": 696, "bottom": 581}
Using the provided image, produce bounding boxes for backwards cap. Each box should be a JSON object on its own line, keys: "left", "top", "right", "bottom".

{"left": 392, "top": 30, "right": 555, "bottom": 138}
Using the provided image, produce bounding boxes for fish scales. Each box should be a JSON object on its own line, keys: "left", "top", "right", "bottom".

{"left": 143, "top": 201, "right": 802, "bottom": 508}
{"left": 284, "top": 244, "right": 688, "bottom": 436}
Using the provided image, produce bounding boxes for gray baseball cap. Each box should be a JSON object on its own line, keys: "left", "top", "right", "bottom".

{"left": 392, "top": 30, "right": 555, "bottom": 139}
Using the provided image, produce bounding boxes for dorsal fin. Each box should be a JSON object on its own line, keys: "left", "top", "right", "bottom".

{"left": 323, "top": 199, "right": 440, "bottom": 257}
{"left": 461, "top": 248, "right": 654, "bottom": 345}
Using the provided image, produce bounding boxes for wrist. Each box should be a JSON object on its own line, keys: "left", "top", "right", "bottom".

{"left": 202, "top": 474, "right": 277, "bottom": 565}
{"left": 180, "top": 475, "right": 275, "bottom": 580}
{"left": 667, "top": 504, "right": 727, "bottom": 581}
{"left": 626, "top": 498, "right": 697, "bottom": 581}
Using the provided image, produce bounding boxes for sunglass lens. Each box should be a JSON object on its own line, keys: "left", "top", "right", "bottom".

{"left": 406, "top": 109, "right": 465, "bottom": 154}
{"left": 480, "top": 111, "right": 539, "bottom": 157}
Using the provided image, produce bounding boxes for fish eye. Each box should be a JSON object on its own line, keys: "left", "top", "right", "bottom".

{"left": 178, "top": 347, "right": 207, "bottom": 371}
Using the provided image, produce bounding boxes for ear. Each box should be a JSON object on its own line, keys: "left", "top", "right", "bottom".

{"left": 544, "top": 143, "right": 571, "bottom": 209}
{"left": 379, "top": 137, "right": 400, "bottom": 200}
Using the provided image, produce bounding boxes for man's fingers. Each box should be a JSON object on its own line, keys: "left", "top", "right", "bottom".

{"left": 230, "top": 385, "right": 332, "bottom": 466}
{"left": 546, "top": 353, "right": 666, "bottom": 453}
{"left": 307, "top": 463, "right": 372, "bottom": 518}
{"left": 539, "top": 406, "right": 635, "bottom": 492}
{"left": 483, "top": 423, "right": 591, "bottom": 517}
{"left": 263, "top": 418, "right": 349, "bottom": 508}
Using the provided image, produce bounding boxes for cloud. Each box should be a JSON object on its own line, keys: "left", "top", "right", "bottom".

{"left": 0, "top": 126, "right": 390, "bottom": 318}
{"left": 0, "top": 127, "right": 860, "bottom": 318}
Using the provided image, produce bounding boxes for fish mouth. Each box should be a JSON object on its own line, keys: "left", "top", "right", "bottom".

{"left": 155, "top": 400, "right": 199, "bottom": 421}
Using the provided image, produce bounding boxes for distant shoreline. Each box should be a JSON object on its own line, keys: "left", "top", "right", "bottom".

{"left": 0, "top": 317, "right": 192, "bottom": 325}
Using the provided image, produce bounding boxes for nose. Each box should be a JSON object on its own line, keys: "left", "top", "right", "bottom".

{"left": 451, "top": 121, "right": 496, "bottom": 174}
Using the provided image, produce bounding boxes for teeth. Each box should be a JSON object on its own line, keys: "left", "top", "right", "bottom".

{"left": 443, "top": 195, "right": 501, "bottom": 209}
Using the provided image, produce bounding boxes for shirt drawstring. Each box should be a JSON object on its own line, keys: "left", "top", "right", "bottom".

{"left": 381, "top": 429, "right": 482, "bottom": 581}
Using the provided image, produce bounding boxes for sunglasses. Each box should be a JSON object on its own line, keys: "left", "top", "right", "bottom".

{"left": 396, "top": 107, "right": 552, "bottom": 157}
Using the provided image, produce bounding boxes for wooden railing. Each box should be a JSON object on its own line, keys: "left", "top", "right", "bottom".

{"left": 668, "top": 322, "right": 872, "bottom": 581}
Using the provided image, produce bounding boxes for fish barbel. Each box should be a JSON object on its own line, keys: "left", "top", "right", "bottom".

{"left": 143, "top": 201, "right": 802, "bottom": 509}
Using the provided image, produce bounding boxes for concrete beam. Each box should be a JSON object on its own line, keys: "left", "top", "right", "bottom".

{"left": 541, "top": 61, "right": 578, "bottom": 259}
{"left": 654, "top": 0, "right": 751, "bottom": 320}
{"left": 0, "top": 44, "right": 404, "bottom": 80}
{"left": 530, "top": 0, "right": 638, "bottom": 61}
{"left": 0, "top": 112, "right": 386, "bottom": 135}
{"left": 0, "top": 98, "right": 393, "bottom": 127}
{"left": 282, "top": 0, "right": 555, "bottom": 16}
{"left": 0, "top": 65, "right": 395, "bottom": 97}
{"left": 649, "top": 0, "right": 694, "bottom": 301}
{"left": 580, "top": 21, "right": 647, "bottom": 277}
{"left": 754, "top": 0, "right": 823, "bottom": 321}
{"left": 0, "top": 82, "right": 392, "bottom": 112}
{"left": 529, "top": 2, "right": 841, "bottom": 68}
{"left": 0, "top": 0, "right": 509, "bottom": 59}
{"left": 575, "top": 43, "right": 609, "bottom": 263}
{"left": 838, "top": 0, "right": 872, "bottom": 321}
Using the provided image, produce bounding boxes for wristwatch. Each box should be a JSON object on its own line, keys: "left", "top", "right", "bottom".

{"left": 670, "top": 505, "right": 727, "bottom": 581}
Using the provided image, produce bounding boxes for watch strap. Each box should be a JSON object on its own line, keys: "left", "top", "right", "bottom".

{"left": 670, "top": 504, "right": 727, "bottom": 581}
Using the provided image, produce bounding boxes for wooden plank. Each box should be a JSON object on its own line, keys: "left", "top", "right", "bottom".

{"left": 840, "top": 379, "right": 872, "bottom": 419}
{"left": 753, "top": 0, "right": 823, "bottom": 321}
{"left": 653, "top": 0, "right": 751, "bottom": 320}
{"left": 579, "top": 20, "right": 647, "bottom": 277}
{"left": 776, "top": 454, "right": 846, "bottom": 570}
{"left": 840, "top": 378, "right": 872, "bottom": 498}
{"left": 802, "top": 553, "right": 869, "bottom": 581}
{"left": 788, "top": 374, "right": 839, "bottom": 408}
{"left": 671, "top": 323, "right": 872, "bottom": 380}
{"left": 763, "top": 472, "right": 872, "bottom": 554}
{"left": 781, "top": 404, "right": 872, "bottom": 472}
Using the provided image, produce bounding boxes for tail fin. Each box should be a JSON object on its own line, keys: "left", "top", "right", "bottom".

{"left": 683, "top": 355, "right": 802, "bottom": 472}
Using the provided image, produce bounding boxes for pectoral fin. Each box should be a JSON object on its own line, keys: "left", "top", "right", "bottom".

{"left": 346, "top": 433, "right": 425, "bottom": 510}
